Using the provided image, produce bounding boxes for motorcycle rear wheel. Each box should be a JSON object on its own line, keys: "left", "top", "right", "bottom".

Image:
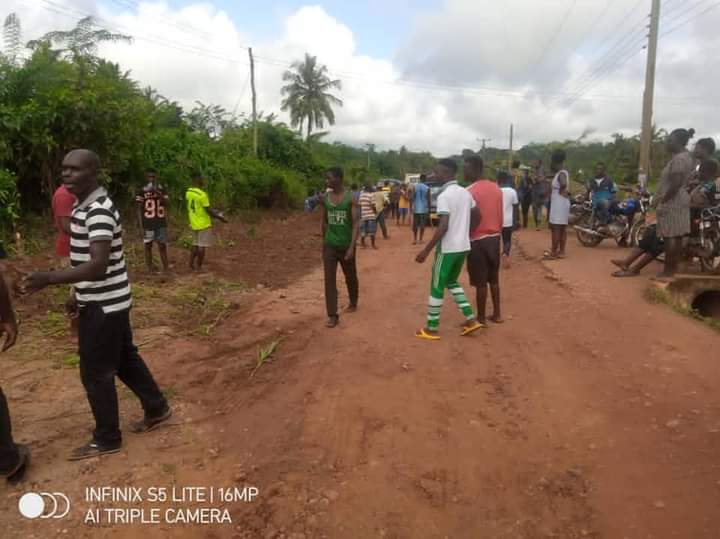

{"left": 699, "top": 228, "right": 720, "bottom": 273}
{"left": 575, "top": 216, "right": 603, "bottom": 247}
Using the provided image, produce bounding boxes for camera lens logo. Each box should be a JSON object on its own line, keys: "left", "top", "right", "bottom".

{"left": 18, "top": 492, "right": 70, "bottom": 519}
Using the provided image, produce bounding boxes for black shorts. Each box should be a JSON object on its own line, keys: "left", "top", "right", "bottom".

{"left": 638, "top": 224, "right": 664, "bottom": 258}
{"left": 467, "top": 236, "right": 501, "bottom": 287}
{"left": 413, "top": 213, "right": 429, "bottom": 230}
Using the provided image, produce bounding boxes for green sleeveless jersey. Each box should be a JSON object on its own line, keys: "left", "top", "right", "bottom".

{"left": 323, "top": 192, "right": 353, "bottom": 247}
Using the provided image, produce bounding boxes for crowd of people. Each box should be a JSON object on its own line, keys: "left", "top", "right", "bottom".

{"left": 318, "top": 152, "right": 566, "bottom": 334}
{"left": 1, "top": 128, "right": 719, "bottom": 483}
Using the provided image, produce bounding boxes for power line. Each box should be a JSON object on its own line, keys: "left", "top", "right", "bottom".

{"left": 18, "top": 0, "right": 706, "bottom": 106}
{"left": 563, "top": 44, "right": 646, "bottom": 107}
{"left": 661, "top": 0, "right": 689, "bottom": 17}
{"left": 523, "top": 0, "right": 578, "bottom": 87}
{"left": 551, "top": 0, "right": 646, "bottom": 100}
{"left": 554, "top": 29, "right": 647, "bottom": 106}
{"left": 107, "top": 0, "right": 215, "bottom": 41}
{"left": 660, "top": 1, "right": 720, "bottom": 38}
{"left": 660, "top": 0, "right": 714, "bottom": 26}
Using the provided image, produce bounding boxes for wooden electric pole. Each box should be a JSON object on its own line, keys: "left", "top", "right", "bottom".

{"left": 477, "top": 138, "right": 492, "bottom": 162}
{"left": 638, "top": 0, "right": 661, "bottom": 186}
{"left": 508, "top": 123, "right": 514, "bottom": 171}
{"left": 249, "top": 47, "right": 258, "bottom": 158}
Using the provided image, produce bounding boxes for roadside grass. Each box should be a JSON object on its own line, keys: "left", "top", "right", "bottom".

{"left": 644, "top": 286, "right": 720, "bottom": 333}
{"left": 250, "top": 337, "right": 283, "bottom": 379}
{"left": 134, "top": 277, "right": 246, "bottom": 337}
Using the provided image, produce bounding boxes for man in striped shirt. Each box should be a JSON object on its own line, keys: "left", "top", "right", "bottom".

{"left": 25, "top": 149, "right": 171, "bottom": 461}
{"left": 358, "top": 185, "right": 378, "bottom": 249}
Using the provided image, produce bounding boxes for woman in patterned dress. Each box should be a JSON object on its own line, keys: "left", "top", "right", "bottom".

{"left": 654, "top": 128, "right": 696, "bottom": 280}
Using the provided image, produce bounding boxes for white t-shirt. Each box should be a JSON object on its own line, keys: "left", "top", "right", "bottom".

{"left": 501, "top": 187, "right": 518, "bottom": 228}
{"left": 436, "top": 181, "right": 476, "bottom": 253}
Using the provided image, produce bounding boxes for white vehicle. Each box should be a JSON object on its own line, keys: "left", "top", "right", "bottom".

{"left": 404, "top": 173, "right": 421, "bottom": 185}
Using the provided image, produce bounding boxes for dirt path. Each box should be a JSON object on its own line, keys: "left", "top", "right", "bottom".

{"left": 3, "top": 220, "right": 720, "bottom": 538}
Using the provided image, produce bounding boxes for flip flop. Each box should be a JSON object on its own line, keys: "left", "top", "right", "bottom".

{"left": 461, "top": 321, "right": 485, "bottom": 336}
{"left": 415, "top": 328, "right": 441, "bottom": 341}
{"left": 611, "top": 270, "right": 639, "bottom": 278}
{"left": 542, "top": 251, "right": 557, "bottom": 260}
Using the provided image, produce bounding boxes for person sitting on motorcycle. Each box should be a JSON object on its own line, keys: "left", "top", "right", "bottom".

{"left": 585, "top": 162, "right": 617, "bottom": 228}
{"left": 690, "top": 159, "right": 720, "bottom": 208}
{"left": 689, "top": 138, "right": 716, "bottom": 190}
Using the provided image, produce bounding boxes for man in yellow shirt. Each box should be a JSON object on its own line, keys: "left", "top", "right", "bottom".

{"left": 185, "top": 172, "right": 228, "bottom": 272}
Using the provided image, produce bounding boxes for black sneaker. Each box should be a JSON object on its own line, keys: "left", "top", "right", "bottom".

{"left": 2, "top": 444, "right": 30, "bottom": 483}
{"left": 130, "top": 407, "right": 173, "bottom": 434}
{"left": 68, "top": 441, "right": 121, "bottom": 461}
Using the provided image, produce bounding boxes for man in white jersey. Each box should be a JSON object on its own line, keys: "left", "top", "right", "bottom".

{"left": 25, "top": 149, "right": 171, "bottom": 461}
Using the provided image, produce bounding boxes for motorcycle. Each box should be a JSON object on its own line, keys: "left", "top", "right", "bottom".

{"left": 686, "top": 204, "right": 720, "bottom": 272}
{"left": 568, "top": 193, "right": 590, "bottom": 226}
{"left": 574, "top": 187, "right": 653, "bottom": 248}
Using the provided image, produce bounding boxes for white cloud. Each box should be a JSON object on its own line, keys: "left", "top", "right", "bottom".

{"left": 4, "top": 0, "right": 720, "bottom": 155}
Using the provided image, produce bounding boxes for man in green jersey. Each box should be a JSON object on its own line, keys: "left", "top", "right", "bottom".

{"left": 185, "top": 172, "right": 228, "bottom": 272}
{"left": 321, "top": 167, "right": 360, "bottom": 328}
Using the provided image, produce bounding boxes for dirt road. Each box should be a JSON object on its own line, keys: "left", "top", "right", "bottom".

{"left": 3, "top": 218, "right": 720, "bottom": 538}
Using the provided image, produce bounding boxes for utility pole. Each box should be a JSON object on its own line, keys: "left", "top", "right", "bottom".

{"left": 476, "top": 138, "right": 492, "bottom": 162}
{"left": 365, "top": 143, "right": 374, "bottom": 169}
{"left": 249, "top": 47, "right": 258, "bottom": 158}
{"left": 508, "top": 123, "right": 514, "bottom": 171}
{"left": 638, "top": 0, "right": 661, "bottom": 188}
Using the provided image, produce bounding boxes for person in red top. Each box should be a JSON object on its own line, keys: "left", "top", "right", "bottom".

{"left": 465, "top": 156, "right": 504, "bottom": 325}
{"left": 52, "top": 182, "right": 76, "bottom": 267}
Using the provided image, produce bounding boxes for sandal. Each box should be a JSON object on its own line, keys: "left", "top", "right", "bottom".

{"left": 415, "top": 328, "right": 441, "bottom": 341}
{"left": 542, "top": 250, "right": 557, "bottom": 260}
{"left": 611, "top": 270, "right": 639, "bottom": 278}
{"left": 461, "top": 321, "right": 485, "bottom": 336}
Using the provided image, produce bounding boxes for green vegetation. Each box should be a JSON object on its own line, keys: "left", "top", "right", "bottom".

{"left": 250, "top": 337, "right": 283, "bottom": 379}
{"left": 62, "top": 353, "right": 80, "bottom": 368}
{"left": 281, "top": 53, "right": 343, "bottom": 141}
{"left": 0, "top": 12, "right": 700, "bottom": 245}
{"left": 0, "top": 13, "right": 436, "bottom": 244}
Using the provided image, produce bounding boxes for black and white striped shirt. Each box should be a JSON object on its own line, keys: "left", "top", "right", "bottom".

{"left": 70, "top": 187, "right": 132, "bottom": 313}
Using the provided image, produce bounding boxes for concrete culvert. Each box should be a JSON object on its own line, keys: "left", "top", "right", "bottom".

{"left": 692, "top": 291, "right": 720, "bottom": 319}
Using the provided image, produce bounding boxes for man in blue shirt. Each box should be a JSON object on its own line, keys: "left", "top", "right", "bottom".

{"left": 586, "top": 162, "right": 617, "bottom": 226}
{"left": 411, "top": 175, "right": 431, "bottom": 244}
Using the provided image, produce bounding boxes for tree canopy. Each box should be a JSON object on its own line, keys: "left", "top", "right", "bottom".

{"left": 281, "top": 53, "right": 343, "bottom": 140}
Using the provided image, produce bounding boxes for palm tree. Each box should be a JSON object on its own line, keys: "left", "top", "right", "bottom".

{"left": 281, "top": 53, "right": 342, "bottom": 140}
{"left": 28, "top": 16, "right": 131, "bottom": 62}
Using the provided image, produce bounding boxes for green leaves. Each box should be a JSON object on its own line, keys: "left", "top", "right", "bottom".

{"left": 280, "top": 53, "right": 343, "bottom": 140}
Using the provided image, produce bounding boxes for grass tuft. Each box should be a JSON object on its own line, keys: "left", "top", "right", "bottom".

{"left": 249, "top": 337, "right": 283, "bottom": 379}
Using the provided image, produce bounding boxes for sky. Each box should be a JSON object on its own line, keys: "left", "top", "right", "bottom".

{"left": 4, "top": 0, "right": 720, "bottom": 155}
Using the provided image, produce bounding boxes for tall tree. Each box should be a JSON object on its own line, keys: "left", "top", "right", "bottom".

{"left": 27, "top": 16, "right": 131, "bottom": 62}
{"left": 280, "top": 53, "right": 342, "bottom": 140}
{"left": 2, "top": 13, "right": 22, "bottom": 66}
